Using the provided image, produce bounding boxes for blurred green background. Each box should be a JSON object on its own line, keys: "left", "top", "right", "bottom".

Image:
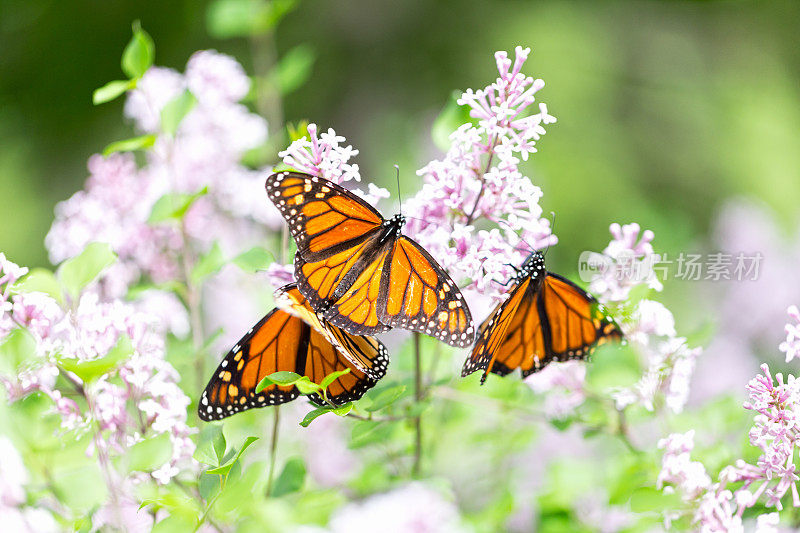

{"left": 2, "top": 0, "right": 799, "bottom": 272}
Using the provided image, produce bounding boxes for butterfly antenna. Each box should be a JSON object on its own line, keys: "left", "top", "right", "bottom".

{"left": 496, "top": 218, "right": 537, "bottom": 255}
{"left": 394, "top": 164, "right": 403, "bottom": 216}
{"left": 544, "top": 211, "right": 556, "bottom": 257}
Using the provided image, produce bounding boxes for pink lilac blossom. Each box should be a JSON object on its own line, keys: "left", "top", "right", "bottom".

{"left": 404, "top": 46, "right": 556, "bottom": 301}
{"left": 1, "top": 271, "right": 195, "bottom": 485}
{"left": 327, "top": 483, "right": 468, "bottom": 533}
{"left": 586, "top": 223, "right": 662, "bottom": 303}
{"left": 659, "top": 362, "right": 800, "bottom": 530}
{"left": 46, "top": 50, "right": 275, "bottom": 299}
{"left": 577, "top": 223, "right": 701, "bottom": 414}
{"left": 525, "top": 361, "right": 587, "bottom": 420}
{"left": 779, "top": 306, "right": 800, "bottom": 363}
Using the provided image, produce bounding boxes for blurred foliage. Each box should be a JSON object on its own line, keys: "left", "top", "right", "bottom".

{"left": 2, "top": 0, "right": 800, "bottom": 272}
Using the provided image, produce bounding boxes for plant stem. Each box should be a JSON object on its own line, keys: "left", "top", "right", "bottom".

{"left": 266, "top": 405, "right": 280, "bottom": 496}
{"left": 464, "top": 135, "right": 498, "bottom": 224}
{"left": 412, "top": 331, "right": 422, "bottom": 477}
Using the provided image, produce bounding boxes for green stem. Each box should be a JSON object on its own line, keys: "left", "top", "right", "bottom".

{"left": 266, "top": 405, "right": 281, "bottom": 496}
{"left": 412, "top": 332, "right": 422, "bottom": 477}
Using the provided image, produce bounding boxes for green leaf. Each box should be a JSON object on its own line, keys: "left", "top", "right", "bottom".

{"left": 194, "top": 424, "right": 223, "bottom": 466}
{"left": 205, "top": 436, "right": 258, "bottom": 476}
{"left": 127, "top": 433, "right": 172, "bottom": 471}
{"left": 102, "top": 134, "right": 157, "bottom": 156}
{"left": 121, "top": 21, "right": 155, "bottom": 79}
{"left": 256, "top": 371, "right": 302, "bottom": 392}
{"left": 57, "top": 242, "right": 117, "bottom": 299}
{"left": 320, "top": 369, "right": 350, "bottom": 391}
{"left": 294, "top": 377, "right": 322, "bottom": 395}
{"left": 0, "top": 329, "right": 36, "bottom": 373}
{"left": 299, "top": 407, "right": 332, "bottom": 427}
{"left": 148, "top": 187, "right": 209, "bottom": 224}
{"left": 152, "top": 515, "right": 197, "bottom": 533}
{"left": 364, "top": 384, "right": 406, "bottom": 412}
{"left": 160, "top": 90, "right": 197, "bottom": 137}
{"left": 269, "top": 44, "right": 315, "bottom": 95}
{"left": 432, "top": 90, "right": 476, "bottom": 151}
{"left": 198, "top": 471, "right": 221, "bottom": 500}
{"left": 190, "top": 242, "right": 226, "bottom": 285}
{"left": 232, "top": 247, "right": 274, "bottom": 272}
{"left": 206, "top": 0, "right": 298, "bottom": 38}
{"left": 93, "top": 79, "right": 136, "bottom": 105}
{"left": 213, "top": 428, "right": 227, "bottom": 464}
{"left": 12, "top": 268, "right": 64, "bottom": 305}
{"left": 269, "top": 457, "right": 306, "bottom": 497}
{"left": 331, "top": 403, "right": 352, "bottom": 416}
{"left": 57, "top": 335, "right": 133, "bottom": 383}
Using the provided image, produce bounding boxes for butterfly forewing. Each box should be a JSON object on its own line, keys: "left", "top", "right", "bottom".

{"left": 266, "top": 171, "right": 384, "bottom": 261}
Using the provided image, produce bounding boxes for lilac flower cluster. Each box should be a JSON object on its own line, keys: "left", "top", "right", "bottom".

{"left": 585, "top": 223, "right": 701, "bottom": 414}
{"left": 404, "top": 46, "right": 557, "bottom": 299}
{"left": 45, "top": 50, "right": 276, "bottom": 299}
{"left": 658, "top": 309, "right": 800, "bottom": 531}
{"left": 278, "top": 122, "right": 390, "bottom": 205}
{"left": 0, "top": 255, "right": 194, "bottom": 488}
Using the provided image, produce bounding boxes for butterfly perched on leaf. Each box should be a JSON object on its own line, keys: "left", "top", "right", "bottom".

{"left": 265, "top": 171, "right": 475, "bottom": 347}
{"left": 198, "top": 283, "right": 388, "bottom": 421}
{"left": 463, "top": 250, "right": 622, "bottom": 384}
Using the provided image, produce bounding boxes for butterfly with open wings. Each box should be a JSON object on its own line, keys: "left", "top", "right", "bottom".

{"left": 463, "top": 250, "right": 623, "bottom": 384}
{"left": 198, "top": 283, "right": 388, "bottom": 421}
{"left": 265, "top": 171, "right": 475, "bottom": 348}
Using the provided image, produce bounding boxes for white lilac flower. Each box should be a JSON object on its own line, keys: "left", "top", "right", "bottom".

{"left": 185, "top": 50, "right": 251, "bottom": 106}
{"left": 279, "top": 123, "right": 362, "bottom": 185}
{"left": 779, "top": 306, "right": 800, "bottom": 363}
{"left": 588, "top": 223, "right": 662, "bottom": 303}
{"left": 403, "top": 47, "right": 556, "bottom": 300}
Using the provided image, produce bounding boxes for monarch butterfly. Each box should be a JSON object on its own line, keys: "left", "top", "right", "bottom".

{"left": 198, "top": 283, "right": 388, "bottom": 421}
{"left": 462, "top": 250, "right": 622, "bottom": 384}
{"left": 265, "top": 171, "right": 475, "bottom": 348}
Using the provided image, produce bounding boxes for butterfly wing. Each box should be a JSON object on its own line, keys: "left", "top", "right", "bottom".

{"left": 377, "top": 236, "right": 474, "bottom": 347}
{"left": 463, "top": 273, "right": 622, "bottom": 383}
{"left": 199, "top": 285, "right": 389, "bottom": 421}
{"left": 294, "top": 233, "right": 392, "bottom": 332}
{"left": 275, "top": 284, "right": 388, "bottom": 379}
{"left": 198, "top": 308, "right": 306, "bottom": 421}
{"left": 265, "top": 171, "right": 384, "bottom": 261}
{"left": 533, "top": 272, "right": 622, "bottom": 375}
{"left": 463, "top": 277, "right": 535, "bottom": 383}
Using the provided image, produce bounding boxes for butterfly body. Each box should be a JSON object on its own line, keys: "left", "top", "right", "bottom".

{"left": 266, "top": 171, "right": 474, "bottom": 347}
{"left": 463, "top": 251, "right": 622, "bottom": 384}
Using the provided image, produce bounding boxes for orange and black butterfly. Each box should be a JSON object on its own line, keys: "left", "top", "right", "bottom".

{"left": 265, "top": 171, "right": 474, "bottom": 347}
{"left": 198, "top": 283, "right": 388, "bottom": 421}
{"left": 463, "top": 251, "right": 622, "bottom": 384}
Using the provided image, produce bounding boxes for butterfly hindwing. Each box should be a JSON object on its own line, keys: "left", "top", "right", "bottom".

{"left": 377, "top": 236, "right": 473, "bottom": 347}
{"left": 198, "top": 309, "right": 304, "bottom": 421}
{"left": 199, "top": 284, "right": 389, "bottom": 421}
